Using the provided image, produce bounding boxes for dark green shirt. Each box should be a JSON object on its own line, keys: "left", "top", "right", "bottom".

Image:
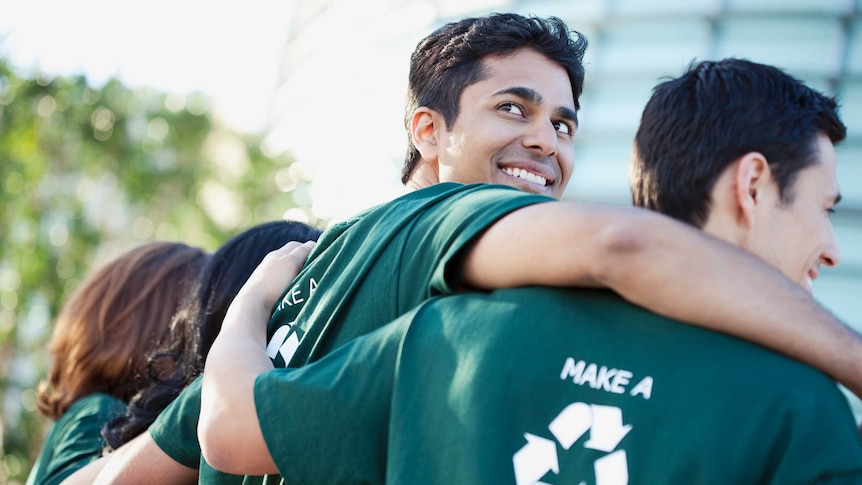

{"left": 26, "top": 393, "right": 126, "bottom": 485}
{"left": 257, "top": 288, "right": 862, "bottom": 484}
{"left": 147, "top": 183, "right": 551, "bottom": 483}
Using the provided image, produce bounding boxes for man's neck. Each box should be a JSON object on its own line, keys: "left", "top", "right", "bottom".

{"left": 405, "top": 161, "right": 440, "bottom": 191}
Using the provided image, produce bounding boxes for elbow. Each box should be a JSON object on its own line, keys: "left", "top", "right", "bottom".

{"left": 589, "top": 212, "right": 652, "bottom": 285}
{"left": 199, "top": 397, "right": 273, "bottom": 475}
{"left": 198, "top": 398, "right": 245, "bottom": 474}
{"left": 199, "top": 419, "right": 246, "bottom": 475}
{"left": 198, "top": 413, "right": 232, "bottom": 473}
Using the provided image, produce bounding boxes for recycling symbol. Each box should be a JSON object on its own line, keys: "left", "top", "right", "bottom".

{"left": 265, "top": 322, "right": 304, "bottom": 366}
{"left": 512, "top": 402, "right": 632, "bottom": 485}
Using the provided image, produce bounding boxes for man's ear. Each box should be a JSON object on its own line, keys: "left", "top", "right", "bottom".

{"left": 410, "top": 107, "right": 442, "bottom": 163}
{"left": 734, "top": 152, "right": 770, "bottom": 229}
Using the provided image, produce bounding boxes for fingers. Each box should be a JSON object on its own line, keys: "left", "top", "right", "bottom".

{"left": 268, "top": 240, "right": 316, "bottom": 269}
{"left": 242, "top": 240, "right": 316, "bottom": 307}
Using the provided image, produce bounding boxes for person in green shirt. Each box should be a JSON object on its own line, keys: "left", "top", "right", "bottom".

{"left": 59, "top": 220, "right": 320, "bottom": 484}
{"left": 26, "top": 241, "right": 207, "bottom": 485}
{"left": 207, "top": 58, "right": 862, "bottom": 483}
{"left": 99, "top": 220, "right": 321, "bottom": 451}
{"left": 91, "top": 13, "right": 862, "bottom": 485}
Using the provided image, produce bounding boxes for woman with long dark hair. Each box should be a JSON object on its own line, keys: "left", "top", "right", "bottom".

{"left": 27, "top": 241, "right": 207, "bottom": 485}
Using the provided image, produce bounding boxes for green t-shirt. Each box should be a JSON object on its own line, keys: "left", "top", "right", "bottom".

{"left": 256, "top": 288, "right": 862, "bottom": 484}
{"left": 147, "top": 183, "right": 551, "bottom": 483}
{"left": 25, "top": 393, "right": 126, "bottom": 485}
{"left": 148, "top": 376, "right": 204, "bottom": 469}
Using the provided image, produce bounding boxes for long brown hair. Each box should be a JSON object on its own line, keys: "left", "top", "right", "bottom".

{"left": 36, "top": 241, "right": 207, "bottom": 420}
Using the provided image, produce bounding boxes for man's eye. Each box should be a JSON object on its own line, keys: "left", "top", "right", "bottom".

{"left": 499, "top": 103, "right": 525, "bottom": 117}
{"left": 553, "top": 121, "right": 573, "bottom": 135}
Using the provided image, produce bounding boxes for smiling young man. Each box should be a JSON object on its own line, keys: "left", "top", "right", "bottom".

{"left": 630, "top": 59, "right": 843, "bottom": 292}
{"left": 404, "top": 47, "right": 577, "bottom": 197}
{"left": 205, "top": 58, "right": 862, "bottom": 484}
{"left": 82, "top": 14, "right": 862, "bottom": 485}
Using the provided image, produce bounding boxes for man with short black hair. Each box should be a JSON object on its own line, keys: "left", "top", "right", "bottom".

{"left": 81, "top": 14, "right": 862, "bottom": 485}
{"left": 207, "top": 58, "right": 862, "bottom": 483}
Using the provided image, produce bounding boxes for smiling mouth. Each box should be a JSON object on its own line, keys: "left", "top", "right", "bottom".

{"left": 502, "top": 167, "right": 551, "bottom": 187}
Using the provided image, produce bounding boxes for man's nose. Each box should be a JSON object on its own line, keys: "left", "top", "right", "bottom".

{"left": 522, "top": 120, "right": 559, "bottom": 157}
{"left": 821, "top": 224, "right": 841, "bottom": 267}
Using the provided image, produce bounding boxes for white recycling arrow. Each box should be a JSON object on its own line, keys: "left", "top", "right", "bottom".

{"left": 514, "top": 403, "right": 632, "bottom": 485}
{"left": 594, "top": 450, "right": 628, "bottom": 485}
{"left": 266, "top": 325, "right": 291, "bottom": 359}
{"left": 513, "top": 433, "right": 559, "bottom": 485}
{"left": 584, "top": 405, "right": 631, "bottom": 453}
{"left": 265, "top": 324, "right": 300, "bottom": 363}
{"left": 548, "top": 402, "right": 591, "bottom": 450}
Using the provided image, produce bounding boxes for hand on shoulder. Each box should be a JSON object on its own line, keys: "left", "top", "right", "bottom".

{"left": 237, "top": 240, "right": 316, "bottom": 309}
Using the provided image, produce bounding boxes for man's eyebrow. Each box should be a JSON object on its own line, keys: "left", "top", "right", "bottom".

{"left": 492, "top": 86, "right": 578, "bottom": 125}
{"left": 493, "top": 86, "right": 543, "bottom": 104}
{"left": 556, "top": 106, "right": 579, "bottom": 127}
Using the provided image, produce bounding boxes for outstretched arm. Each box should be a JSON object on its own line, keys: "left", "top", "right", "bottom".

{"left": 62, "top": 431, "right": 197, "bottom": 485}
{"left": 462, "top": 202, "right": 862, "bottom": 396}
{"left": 200, "top": 241, "right": 315, "bottom": 475}
{"left": 198, "top": 201, "right": 862, "bottom": 475}
{"left": 60, "top": 456, "right": 105, "bottom": 485}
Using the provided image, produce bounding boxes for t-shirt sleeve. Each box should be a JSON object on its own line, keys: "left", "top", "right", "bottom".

{"left": 254, "top": 309, "right": 418, "bottom": 483}
{"left": 148, "top": 376, "right": 204, "bottom": 469}
{"left": 405, "top": 184, "right": 552, "bottom": 296}
{"left": 33, "top": 394, "right": 126, "bottom": 485}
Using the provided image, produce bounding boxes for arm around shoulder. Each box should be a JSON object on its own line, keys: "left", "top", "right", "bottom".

{"left": 461, "top": 201, "right": 862, "bottom": 397}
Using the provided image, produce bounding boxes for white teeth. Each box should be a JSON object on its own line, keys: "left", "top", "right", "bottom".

{"left": 503, "top": 167, "right": 548, "bottom": 186}
{"left": 805, "top": 276, "right": 813, "bottom": 290}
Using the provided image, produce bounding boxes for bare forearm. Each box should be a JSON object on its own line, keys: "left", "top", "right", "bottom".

{"left": 199, "top": 294, "right": 276, "bottom": 475}
{"left": 599, "top": 212, "right": 862, "bottom": 394}
{"left": 92, "top": 433, "right": 197, "bottom": 485}
{"left": 463, "top": 202, "right": 862, "bottom": 396}
{"left": 199, "top": 240, "right": 311, "bottom": 474}
{"left": 61, "top": 456, "right": 106, "bottom": 485}
{"left": 603, "top": 216, "right": 862, "bottom": 395}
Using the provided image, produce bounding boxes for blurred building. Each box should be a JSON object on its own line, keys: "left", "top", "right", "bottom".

{"left": 266, "top": 0, "right": 862, "bottom": 404}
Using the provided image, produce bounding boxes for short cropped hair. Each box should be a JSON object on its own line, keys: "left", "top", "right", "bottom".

{"left": 631, "top": 58, "right": 846, "bottom": 227}
{"left": 401, "top": 12, "right": 588, "bottom": 183}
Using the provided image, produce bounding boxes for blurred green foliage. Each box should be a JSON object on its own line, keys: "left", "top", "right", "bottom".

{"left": 0, "top": 58, "right": 316, "bottom": 483}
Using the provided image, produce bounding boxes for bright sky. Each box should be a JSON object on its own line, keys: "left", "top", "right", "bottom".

{"left": 0, "top": 0, "right": 297, "bottom": 134}
{"left": 0, "top": 0, "right": 440, "bottom": 222}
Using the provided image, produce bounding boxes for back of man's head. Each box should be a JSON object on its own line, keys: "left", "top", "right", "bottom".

{"left": 630, "top": 58, "right": 846, "bottom": 227}
{"left": 401, "top": 12, "right": 588, "bottom": 184}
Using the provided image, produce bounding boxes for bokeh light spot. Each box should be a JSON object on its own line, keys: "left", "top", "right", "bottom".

{"left": 283, "top": 207, "right": 310, "bottom": 224}
{"left": 186, "top": 92, "right": 209, "bottom": 116}
{"left": 37, "top": 95, "right": 56, "bottom": 117}
{"left": 132, "top": 217, "right": 156, "bottom": 239}
{"left": 91, "top": 106, "right": 116, "bottom": 131}
{"left": 164, "top": 93, "right": 186, "bottom": 112}
{"left": 48, "top": 223, "right": 69, "bottom": 247}
{"left": 275, "top": 167, "right": 297, "bottom": 192}
{"left": 147, "top": 117, "right": 170, "bottom": 140}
